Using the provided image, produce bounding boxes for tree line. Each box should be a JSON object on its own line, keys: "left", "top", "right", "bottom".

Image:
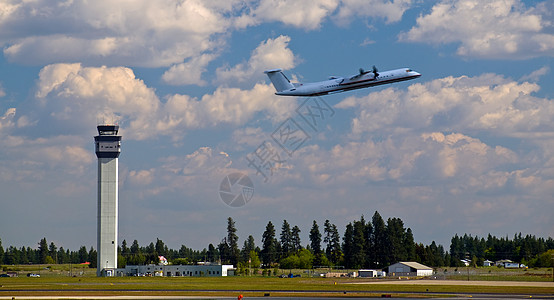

{"left": 1, "top": 211, "right": 553, "bottom": 270}
{"left": 0, "top": 237, "right": 97, "bottom": 267}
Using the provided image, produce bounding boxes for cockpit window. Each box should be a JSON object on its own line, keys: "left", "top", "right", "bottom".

{"left": 406, "top": 69, "right": 412, "bottom": 72}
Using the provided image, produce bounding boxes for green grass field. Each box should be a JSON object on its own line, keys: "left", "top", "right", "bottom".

{"left": 1, "top": 266, "right": 554, "bottom": 298}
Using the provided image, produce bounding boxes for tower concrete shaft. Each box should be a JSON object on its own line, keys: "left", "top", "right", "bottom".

{"left": 94, "top": 125, "right": 121, "bottom": 277}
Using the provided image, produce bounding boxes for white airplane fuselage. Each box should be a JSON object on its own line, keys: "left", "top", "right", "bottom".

{"left": 265, "top": 68, "right": 421, "bottom": 96}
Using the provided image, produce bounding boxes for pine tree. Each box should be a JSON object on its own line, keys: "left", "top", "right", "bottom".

{"left": 241, "top": 235, "right": 256, "bottom": 263}
{"left": 351, "top": 218, "right": 366, "bottom": 268}
{"left": 48, "top": 242, "right": 57, "bottom": 263}
{"left": 280, "top": 220, "right": 292, "bottom": 257}
{"left": 261, "top": 221, "right": 277, "bottom": 267}
{"left": 291, "top": 226, "right": 302, "bottom": 252}
{"left": 0, "top": 238, "right": 4, "bottom": 264}
{"left": 371, "top": 211, "right": 387, "bottom": 268}
{"left": 207, "top": 243, "right": 218, "bottom": 262}
{"left": 310, "top": 220, "right": 324, "bottom": 266}
{"left": 38, "top": 237, "right": 48, "bottom": 264}
{"left": 227, "top": 217, "right": 240, "bottom": 265}
{"left": 386, "top": 217, "right": 407, "bottom": 265}
{"left": 404, "top": 228, "right": 416, "bottom": 261}
{"left": 328, "top": 223, "right": 342, "bottom": 265}
{"left": 309, "top": 220, "right": 322, "bottom": 254}
{"left": 342, "top": 222, "right": 354, "bottom": 268}
{"left": 130, "top": 240, "right": 140, "bottom": 254}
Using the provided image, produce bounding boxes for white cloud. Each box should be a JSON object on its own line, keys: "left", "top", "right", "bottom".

{"left": 399, "top": 0, "right": 554, "bottom": 59}
{"left": 124, "top": 146, "right": 235, "bottom": 200}
{"left": 0, "top": 134, "right": 93, "bottom": 184}
{"left": 334, "top": 0, "right": 412, "bottom": 25}
{"left": 520, "top": 66, "right": 550, "bottom": 82}
{"left": 35, "top": 63, "right": 159, "bottom": 139}
{"left": 33, "top": 63, "right": 295, "bottom": 141}
{"left": 161, "top": 83, "right": 296, "bottom": 131}
{"left": 0, "top": 0, "right": 239, "bottom": 67}
{"left": 215, "top": 35, "right": 297, "bottom": 85}
{"left": 250, "top": 0, "right": 339, "bottom": 30}
{"left": 336, "top": 73, "right": 552, "bottom": 137}
{"left": 162, "top": 53, "right": 217, "bottom": 86}
{"left": 0, "top": 108, "right": 16, "bottom": 133}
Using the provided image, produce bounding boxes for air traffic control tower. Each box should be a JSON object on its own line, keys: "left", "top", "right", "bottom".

{"left": 94, "top": 125, "right": 121, "bottom": 277}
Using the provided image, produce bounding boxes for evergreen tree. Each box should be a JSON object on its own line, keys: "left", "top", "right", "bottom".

{"left": 342, "top": 222, "right": 354, "bottom": 268}
{"left": 207, "top": 243, "right": 218, "bottom": 262}
{"left": 227, "top": 217, "right": 240, "bottom": 265}
{"left": 386, "top": 217, "right": 407, "bottom": 265}
{"left": 309, "top": 220, "right": 322, "bottom": 254}
{"left": 371, "top": 211, "right": 387, "bottom": 268}
{"left": 261, "top": 221, "right": 277, "bottom": 267}
{"left": 121, "top": 240, "right": 130, "bottom": 258}
{"left": 218, "top": 238, "right": 230, "bottom": 264}
{"left": 130, "top": 240, "right": 140, "bottom": 254}
{"left": 291, "top": 225, "right": 302, "bottom": 252}
{"left": 38, "top": 237, "right": 48, "bottom": 264}
{"left": 327, "top": 223, "right": 342, "bottom": 265}
{"left": 325, "top": 220, "right": 344, "bottom": 264}
{"left": 351, "top": 218, "right": 366, "bottom": 268}
{"left": 57, "top": 247, "right": 67, "bottom": 264}
{"left": 241, "top": 235, "right": 256, "bottom": 263}
{"left": 49, "top": 242, "right": 57, "bottom": 263}
{"left": 404, "top": 228, "right": 416, "bottom": 261}
{"left": 280, "top": 220, "right": 292, "bottom": 257}
{"left": 323, "top": 220, "right": 333, "bottom": 253}
{"left": 0, "top": 238, "right": 4, "bottom": 264}
{"left": 88, "top": 247, "right": 97, "bottom": 268}
{"left": 310, "top": 220, "right": 324, "bottom": 266}
{"left": 155, "top": 238, "right": 166, "bottom": 257}
{"left": 449, "top": 234, "right": 463, "bottom": 267}
{"left": 78, "top": 246, "right": 88, "bottom": 263}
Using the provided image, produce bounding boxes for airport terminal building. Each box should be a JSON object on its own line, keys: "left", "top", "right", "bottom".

{"left": 120, "top": 264, "right": 235, "bottom": 277}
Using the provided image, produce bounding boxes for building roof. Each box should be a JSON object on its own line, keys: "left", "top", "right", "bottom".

{"left": 392, "top": 261, "right": 432, "bottom": 270}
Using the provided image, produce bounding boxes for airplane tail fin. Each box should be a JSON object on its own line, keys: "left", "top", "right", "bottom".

{"left": 264, "top": 69, "right": 295, "bottom": 92}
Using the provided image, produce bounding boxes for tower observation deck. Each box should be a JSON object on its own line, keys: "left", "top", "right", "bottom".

{"left": 94, "top": 125, "right": 121, "bottom": 277}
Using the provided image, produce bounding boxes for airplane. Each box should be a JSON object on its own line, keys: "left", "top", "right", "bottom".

{"left": 265, "top": 66, "right": 421, "bottom": 96}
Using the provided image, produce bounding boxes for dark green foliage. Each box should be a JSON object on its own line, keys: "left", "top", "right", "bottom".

{"left": 261, "top": 221, "right": 277, "bottom": 267}
{"left": 309, "top": 220, "right": 323, "bottom": 266}
{"left": 227, "top": 217, "right": 240, "bottom": 265}
{"left": 1, "top": 214, "right": 552, "bottom": 269}
{"left": 280, "top": 220, "right": 292, "bottom": 257}
{"left": 291, "top": 226, "right": 302, "bottom": 252}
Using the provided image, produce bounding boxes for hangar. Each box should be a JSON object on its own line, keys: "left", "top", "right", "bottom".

{"left": 387, "top": 262, "right": 433, "bottom": 277}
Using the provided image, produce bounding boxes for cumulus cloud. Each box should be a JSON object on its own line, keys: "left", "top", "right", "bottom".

{"left": 215, "top": 35, "right": 297, "bottom": 85}
{"left": 399, "top": 0, "right": 554, "bottom": 59}
{"left": 124, "top": 146, "right": 235, "bottom": 200}
{"left": 162, "top": 53, "right": 217, "bottom": 86}
{"left": 336, "top": 73, "right": 553, "bottom": 137}
{"left": 0, "top": 0, "right": 416, "bottom": 72}
{"left": 33, "top": 63, "right": 295, "bottom": 141}
{"left": 0, "top": 134, "right": 93, "bottom": 184}
{"left": 0, "top": 0, "right": 239, "bottom": 67}
{"left": 247, "top": 0, "right": 339, "bottom": 30}
{"left": 333, "top": 0, "right": 412, "bottom": 25}
{"left": 0, "top": 108, "right": 16, "bottom": 133}
{"left": 520, "top": 66, "right": 550, "bottom": 82}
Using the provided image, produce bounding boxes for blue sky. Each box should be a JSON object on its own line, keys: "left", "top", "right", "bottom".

{"left": 0, "top": 0, "right": 553, "bottom": 252}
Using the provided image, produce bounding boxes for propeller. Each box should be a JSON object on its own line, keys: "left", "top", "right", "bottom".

{"left": 372, "top": 65, "right": 379, "bottom": 78}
